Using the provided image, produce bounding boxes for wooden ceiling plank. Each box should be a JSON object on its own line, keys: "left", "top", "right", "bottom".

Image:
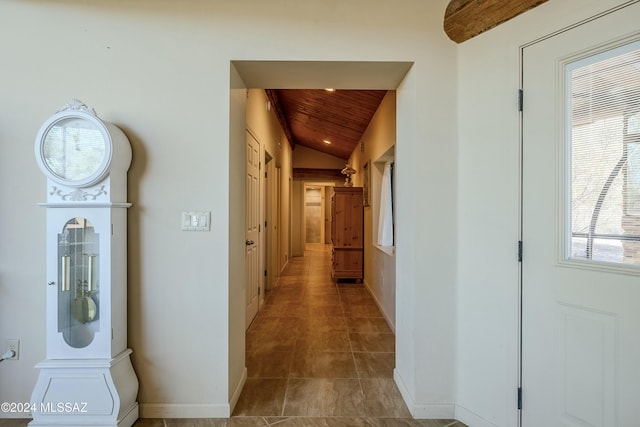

{"left": 265, "top": 89, "right": 296, "bottom": 149}
{"left": 291, "top": 117, "right": 368, "bottom": 136}
{"left": 444, "top": 0, "right": 550, "bottom": 43}
{"left": 273, "top": 88, "right": 387, "bottom": 159}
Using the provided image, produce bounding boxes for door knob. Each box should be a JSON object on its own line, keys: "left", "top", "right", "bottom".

{"left": 246, "top": 240, "right": 255, "bottom": 246}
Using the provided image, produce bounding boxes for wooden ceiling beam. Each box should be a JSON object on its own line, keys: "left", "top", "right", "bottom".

{"left": 293, "top": 168, "right": 344, "bottom": 180}
{"left": 444, "top": 0, "right": 550, "bottom": 43}
{"left": 265, "top": 89, "right": 296, "bottom": 149}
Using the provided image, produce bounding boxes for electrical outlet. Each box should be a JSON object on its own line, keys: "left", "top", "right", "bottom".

{"left": 6, "top": 339, "right": 19, "bottom": 360}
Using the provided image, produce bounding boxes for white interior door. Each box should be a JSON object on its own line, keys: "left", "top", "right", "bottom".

{"left": 265, "top": 155, "right": 274, "bottom": 292}
{"left": 246, "top": 131, "right": 260, "bottom": 329}
{"left": 304, "top": 186, "right": 323, "bottom": 244}
{"left": 522, "top": 4, "right": 640, "bottom": 426}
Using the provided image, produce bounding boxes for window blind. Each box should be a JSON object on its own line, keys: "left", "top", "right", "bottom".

{"left": 568, "top": 42, "right": 640, "bottom": 265}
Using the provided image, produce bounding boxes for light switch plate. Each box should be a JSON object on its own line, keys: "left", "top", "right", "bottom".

{"left": 181, "top": 211, "right": 211, "bottom": 231}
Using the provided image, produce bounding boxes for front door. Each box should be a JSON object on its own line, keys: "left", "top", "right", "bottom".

{"left": 246, "top": 131, "right": 260, "bottom": 330}
{"left": 522, "top": 3, "right": 640, "bottom": 426}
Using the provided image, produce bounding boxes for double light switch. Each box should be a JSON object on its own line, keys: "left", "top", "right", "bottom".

{"left": 182, "top": 211, "right": 211, "bottom": 231}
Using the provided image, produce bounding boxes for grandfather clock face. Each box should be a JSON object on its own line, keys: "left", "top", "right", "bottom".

{"left": 36, "top": 107, "right": 113, "bottom": 189}
{"left": 41, "top": 117, "right": 107, "bottom": 183}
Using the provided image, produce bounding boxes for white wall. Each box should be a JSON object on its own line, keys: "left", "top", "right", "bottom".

{"left": 455, "top": 1, "right": 632, "bottom": 426}
{"left": 0, "top": 0, "right": 457, "bottom": 420}
{"left": 349, "top": 91, "right": 397, "bottom": 331}
{"left": 246, "top": 89, "right": 293, "bottom": 275}
{"left": 293, "top": 145, "right": 346, "bottom": 170}
{"left": 395, "top": 62, "right": 458, "bottom": 419}
{"left": 228, "top": 65, "right": 247, "bottom": 412}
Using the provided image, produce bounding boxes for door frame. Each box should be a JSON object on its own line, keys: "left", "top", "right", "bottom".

{"left": 264, "top": 151, "right": 277, "bottom": 293}
{"left": 302, "top": 181, "right": 336, "bottom": 247}
{"left": 245, "top": 128, "right": 263, "bottom": 328}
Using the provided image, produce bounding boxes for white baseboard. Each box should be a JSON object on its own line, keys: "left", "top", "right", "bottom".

{"left": 455, "top": 405, "right": 499, "bottom": 427}
{"left": 393, "top": 368, "right": 416, "bottom": 417}
{"left": 413, "top": 403, "right": 456, "bottom": 419}
{"left": 394, "top": 369, "right": 455, "bottom": 419}
{"left": 363, "top": 279, "right": 395, "bottom": 334}
{"left": 393, "top": 368, "right": 414, "bottom": 415}
{"left": 140, "top": 367, "right": 247, "bottom": 419}
{"left": 139, "top": 403, "right": 230, "bottom": 418}
{"left": 280, "top": 257, "right": 289, "bottom": 274}
{"left": 229, "top": 367, "right": 247, "bottom": 415}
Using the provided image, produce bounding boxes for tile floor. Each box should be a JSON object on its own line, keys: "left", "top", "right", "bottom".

{"left": 0, "top": 245, "right": 466, "bottom": 427}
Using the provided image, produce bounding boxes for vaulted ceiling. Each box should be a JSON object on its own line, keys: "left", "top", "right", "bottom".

{"left": 266, "top": 89, "right": 387, "bottom": 160}
{"left": 262, "top": 1, "right": 551, "bottom": 164}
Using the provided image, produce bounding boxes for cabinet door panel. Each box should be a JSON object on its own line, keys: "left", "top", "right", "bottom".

{"left": 332, "top": 249, "right": 363, "bottom": 278}
{"left": 330, "top": 187, "right": 364, "bottom": 279}
{"left": 333, "top": 193, "right": 350, "bottom": 247}
{"left": 349, "top": 194, "right": 363, "bottom": 248}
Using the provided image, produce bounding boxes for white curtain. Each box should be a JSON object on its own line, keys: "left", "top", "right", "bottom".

{"left": 377, "top": 161, "right": 394, "bottom": 246}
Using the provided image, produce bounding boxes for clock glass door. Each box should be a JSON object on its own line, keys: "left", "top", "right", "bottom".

{"left": 58, "top": 217, "right": 100, "bottom": 348}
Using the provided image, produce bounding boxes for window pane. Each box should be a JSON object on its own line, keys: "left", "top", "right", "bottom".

{"left": 568, "top": 42, "right": 640, "bottom": 266}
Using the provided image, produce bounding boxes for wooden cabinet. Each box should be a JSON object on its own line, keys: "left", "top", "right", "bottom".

{"left": 331, "top": 187, "right": 364, "bottom": 280}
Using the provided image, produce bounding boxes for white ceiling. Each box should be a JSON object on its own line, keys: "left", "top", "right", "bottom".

{"left": 231, "top": 60, "right": 413, "bottom": 90}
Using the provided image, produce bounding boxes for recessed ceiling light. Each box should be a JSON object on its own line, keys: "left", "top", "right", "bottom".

{"left": 323, "top": 139, "right": 332, "bottom": 144}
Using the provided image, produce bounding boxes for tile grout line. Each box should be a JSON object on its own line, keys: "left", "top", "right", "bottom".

{"left": 279, "top": 284, "right": 302, "bottom": 418}
{"left": 279, "top": 248, "right": 313, "bottom": 418}
{"left": 335, "top": 272, "right": 369, "bottom": 418}
{"left": 280, "top": 329, "right": 298, "bottom": 417}
{"left": 240, "top": 245, "right": 414, "bottom": 423}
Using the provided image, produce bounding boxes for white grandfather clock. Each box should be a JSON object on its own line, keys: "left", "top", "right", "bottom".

{"left": 30, "top": 100, "right": 139, "bottom": 427}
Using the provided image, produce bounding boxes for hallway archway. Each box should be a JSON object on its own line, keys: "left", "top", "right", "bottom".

{"left": 229, "top": 60, "right": 415, "bottom": 414}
